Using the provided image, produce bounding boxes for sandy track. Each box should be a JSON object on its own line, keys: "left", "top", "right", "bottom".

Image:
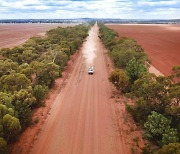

{"left": 107, "top": 24, "right": 180, "bottom": 76}
{"left": 30, "top": 25, "right": 129, "bottom": 154}
{"left": 0, "top": 23, "right": 75, "bottom": 48}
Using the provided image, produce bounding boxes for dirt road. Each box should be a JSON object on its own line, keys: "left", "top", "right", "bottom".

{"left": 31, "top": 25, "right": 127, "bottom": 154}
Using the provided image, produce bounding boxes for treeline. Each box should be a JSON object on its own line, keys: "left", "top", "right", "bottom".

{"left": 0, "top": 25, "right": 89, "bottom": 153}
{"left": 98, "top": 24, "right": 180, "bottom": 153}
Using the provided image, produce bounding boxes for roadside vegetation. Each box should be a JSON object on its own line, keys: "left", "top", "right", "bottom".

{"left": 0, "top": 24, "right": 89, "bottom": 153}
{"left": 98, "top": 23, "right": 180, "bottom": 153}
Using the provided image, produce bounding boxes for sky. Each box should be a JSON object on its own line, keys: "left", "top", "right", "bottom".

{"left": 0, "top": 0, "right": 180, "bottom": 19}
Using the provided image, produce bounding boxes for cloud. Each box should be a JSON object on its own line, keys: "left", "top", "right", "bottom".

{"left": 0, "top": 0, "right": 179, "bottom": 19}
{"left": 137, "top": 0, "right": 179, "bottom": 6}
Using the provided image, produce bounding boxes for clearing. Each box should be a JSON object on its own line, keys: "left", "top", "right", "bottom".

{"left": 0, "top": 23, "right": 75, "bottom": 48}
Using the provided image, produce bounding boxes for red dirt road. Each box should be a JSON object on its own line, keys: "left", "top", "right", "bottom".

{"left": 107, "top": 24, "right": 180, "bottom": 76}
{"left": 0, "top": 23, "right": 75, "bottom": 48}
{"left": 30, "top": 25, "right": 143, "bottom": 154}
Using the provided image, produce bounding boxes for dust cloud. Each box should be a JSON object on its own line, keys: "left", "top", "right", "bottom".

{"left": 82, "top": 24, "right": 98, "bottom": 67}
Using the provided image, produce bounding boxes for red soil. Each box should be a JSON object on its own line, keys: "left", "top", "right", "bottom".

{"left": 107, "top": 24, "right": 180, "bottom": 76}
{"left": 0, "top": 23, "right": 75, "bottom": 48}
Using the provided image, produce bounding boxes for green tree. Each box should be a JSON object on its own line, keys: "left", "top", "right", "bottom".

{"left": 110, "top": 49, "right": 136, "bottom": 68}
{"left": 144, "top": 111, "right": 171, "bottom": 138}
{"left": 162, "top": 128, "right": 179, "bottom": 145}
{"left": 0, "top": 73, "right": 31, "bottom": 93}
{"left": 0, "top": 104, "right": 9, "bottom": 119}
{"left": 30, "top": 61, "right": 60, "bottom": 87}
{"left": 0, "top": 59, "right": 18, "bottom": 77}
{"left": 169, "top": 84, "right": 180, "bottom": 106}
{"left": 17, "top": 63, "right": 33, "bottom": 79}
{"left": 2, "top": 114, "right": 21, "bottom": 142}
{"left": 132, "top": 74, "right": 171, "bottom": 113}
{"left": 125, "top": 58, "right": 147, "bottom": 83}
{"left": 1, "top": 47, "right": 25, "bottom": 64}
{"left": 33, "top": 85, "right": 48, "bottom": 106}
{"left": 144, "top": 111, "right": 179, "bottom": 145}
{"left": 0, "top": 104, "right": 14, "bottom": 120}
{"left": 0, "top": 92, "right": 13, "bottom": 108}
{"left": 21, "top": 49, "right": 38, "bottom": 63}
{"left": 53, "top": 51, "right": 68, "bottom": 69}
{"left": 13, "top": 88, "right": 36, "bottom": 127}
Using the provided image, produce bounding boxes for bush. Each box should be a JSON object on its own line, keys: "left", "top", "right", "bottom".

{"left": 144, "top": 111, "right": 179, "bottom": 145}
{"left": 109, "top": 69, "right": 130, "bottom": 93}
{"left": 0, "top": 73, "right": 31, "bottom": 93}
{"left": 162, "top": 128, "right": 179, "bottom": 145}
{"left": 125, "top": 58, "right": 147, "bottom": 83}
{"left": 157, "top": 143, "right": 180, "bottom": 154}
{"left": 126, "top": 99, "right": 152, "bottom": 124}
{"left": 33, "top": 85, "right": 48, "bottom": 106}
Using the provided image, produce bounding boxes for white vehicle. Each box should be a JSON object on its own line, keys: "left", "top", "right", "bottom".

{"left": 88, "top": 66, "right": 94, "bottom": 75}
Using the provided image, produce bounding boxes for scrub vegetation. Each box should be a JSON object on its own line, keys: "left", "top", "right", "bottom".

{"left": 0, "top": 24, "right": 88, "bottom": 153}
{"left": 99, "top": 23, "right": 180, "bottom": 153}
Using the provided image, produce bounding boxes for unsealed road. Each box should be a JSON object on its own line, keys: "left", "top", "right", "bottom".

{"left": 31, "top": 25, "right": 125, "bottom": 154}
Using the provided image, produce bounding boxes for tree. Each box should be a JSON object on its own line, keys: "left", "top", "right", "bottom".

{"left": 1, "top": 47, "right": 25, "bottom": 64}
{"left": 21, "top": 49, "right": 38, "bottom": 63}
{"left": 125, "top": 58, "right": 147, "bottom": 83}
{"left": 109, "top": 69, "right": 129, "bottom": 92}
{"left": 144, "top": 111, "right": 171, "bottom": 139}
{"left": 0, "top": 73, "right": 31, "bottom": 93}
{"left": 169, "top": 84, "right": 180, "bottom": 106}
{"left": 110, "top": 49, "right": 136, "bottom": 68}
{"left": 0, "top": 59, "right": 18, "bottom": 77}
{"left": 13, "top": 88, "right": 36, "bottom": 127}
{"left": 13, "top": 100, "right": 31, "bottom": 128}
{"left": 30, "top": 61, "right": 60, "bottom": 87}
{"left": 33, "top": 85, "right": 48, "bottom": 106}
{"left": 0, "top": 104, "right": 9, "bottom": 119}
{"left": 17, "top": 63, "right": 33, "bottom": 79}
{"left": 53, "top": 50, "right": 68, "bottom": 69}
{"left": 144, "top": 111, "right": 179, "bottom": 145}
{"left": 132, "top": 74, "right": 171, "bottom": 113}
{"left": 0, "top": 92, "right": 13, "bottom": 108}
{"left": 162, "top": 128, "right": 179, "bottom": 145}
{"left": 157, "top": 143, "right": 180, "bottom": 154}
{"left": 0, "top": 104, "right": 14, "bottom": 119}
{"left": 2, "top": 114, "right": 21, "bottom": 142}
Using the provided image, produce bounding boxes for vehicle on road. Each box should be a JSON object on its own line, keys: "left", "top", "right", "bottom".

{"left": 88, "top": 66, "right": 94, "bottom": 75}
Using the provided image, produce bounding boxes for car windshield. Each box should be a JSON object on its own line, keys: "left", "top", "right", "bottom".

{"left": 89, "top": 67, "right": 93, "bottom": 70}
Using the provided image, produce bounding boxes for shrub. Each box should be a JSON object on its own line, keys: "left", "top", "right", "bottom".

{"left": 33, "top": 85, "right": 48, "bottom": 106}
{"left": 157, "top": 143, "right": 180, "bottom": 154}
{"left": 125, "top": 58, "right": 147, "bottom": 83}
{"left": 109, "top": 69, "right": 130, "bottom": 93}
{"left": 144, "top": 111, "right": 179, "bottom": 145}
